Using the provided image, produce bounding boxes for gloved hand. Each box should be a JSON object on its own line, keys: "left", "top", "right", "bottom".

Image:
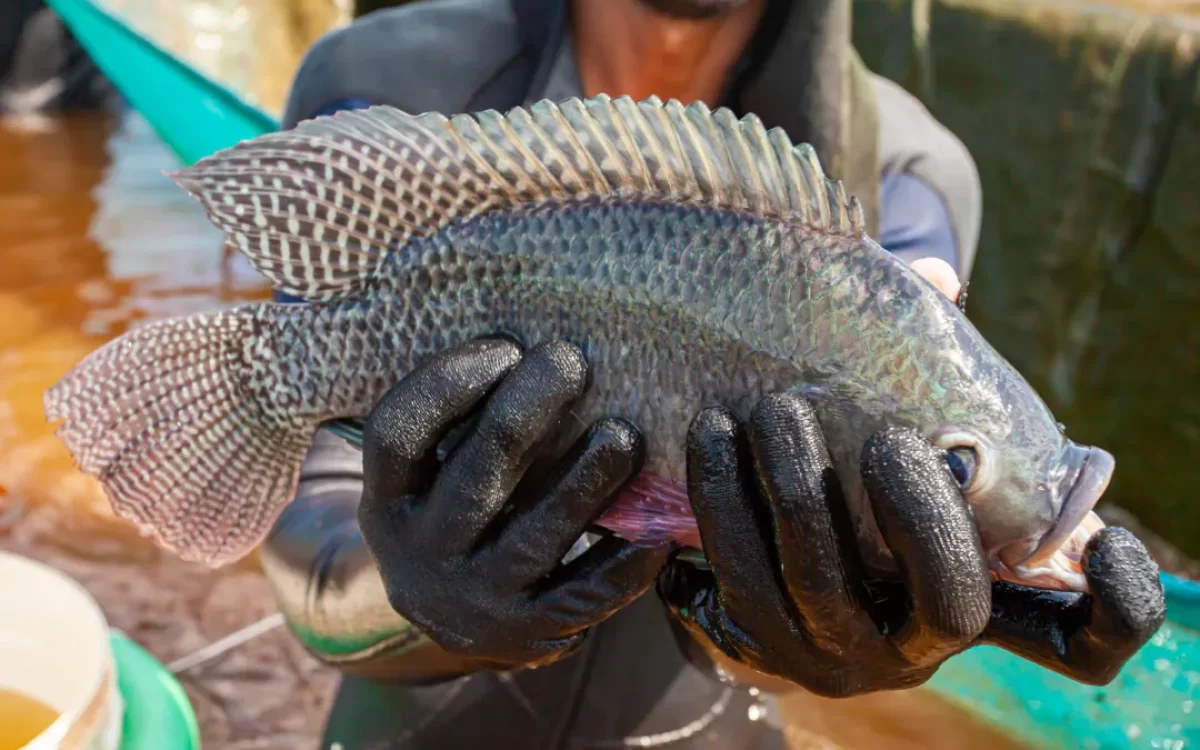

{"left": 659, "top": 393, "right": 1166, "bottom": 696}
{"left": 357, "top": 338, "right": 669, "bottom": 671}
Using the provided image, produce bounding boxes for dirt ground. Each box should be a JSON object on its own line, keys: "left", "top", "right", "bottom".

{"left": 1, "top": 501, "right": 339, "bottom": 750}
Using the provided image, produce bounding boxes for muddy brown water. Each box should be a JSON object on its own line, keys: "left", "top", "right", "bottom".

{"left": 0, "top": 110, "right": 339, "bottom": 748}
{"left": 0, "top": 109, "right": 1037, "bottom": 749}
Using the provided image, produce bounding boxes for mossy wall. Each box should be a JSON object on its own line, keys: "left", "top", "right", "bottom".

{"left": 853, "top": 0, "right": 1200, "bottom": 556}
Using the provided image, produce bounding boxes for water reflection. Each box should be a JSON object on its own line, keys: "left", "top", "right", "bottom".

{"left": 88, "top": 112, "right": 265, "bottom": 323}
{"left": 0, "top": 110, "right": 337, "bottom": 747}
{"left": 0, "top": 109, "right": 267, "bottom": 539}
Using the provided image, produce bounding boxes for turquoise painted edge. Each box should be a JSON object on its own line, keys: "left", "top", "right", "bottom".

{"left": 923, "top": 577, "right": 1200, "bottom": 750}
{"left": 110, "top": 631, "right": 201, "bottom": 750}
{"left": 45, "top": 0, "right": 278, "bottom": 166}
{"left": 1164, "top": 572, "right": 1200, "bottom": 632}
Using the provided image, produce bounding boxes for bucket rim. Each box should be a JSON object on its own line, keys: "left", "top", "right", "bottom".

{"left": 109, "top": 631, "right": 200, "bottom": 750}
{"left": 0, "top": 551, "right": 113, "bottom": 750}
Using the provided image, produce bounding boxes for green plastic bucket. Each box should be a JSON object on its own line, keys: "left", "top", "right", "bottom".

{"left": 111, "top": 632, "right": 200, "bottom": 750}
{"left": 928, "top": 595, "right": 1199, "bottom": 750}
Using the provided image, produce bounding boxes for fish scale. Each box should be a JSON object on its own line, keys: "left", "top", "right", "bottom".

{"left": 44, "top": 96, "right": 1112, "bottom": 594}
{"left": 245, "top": 199, "right": 964, "bottom": 550}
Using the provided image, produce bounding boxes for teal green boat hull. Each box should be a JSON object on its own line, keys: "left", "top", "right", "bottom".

{"left": 46, "top": 0, "right": 278, "bottom": 164}
{"left": 42, "top": 0, "right": 1200, "bottom": 747}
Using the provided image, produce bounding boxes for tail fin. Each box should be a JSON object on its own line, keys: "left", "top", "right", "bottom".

{"left": 44, "top": 307, "right": 316, "bottom": 567}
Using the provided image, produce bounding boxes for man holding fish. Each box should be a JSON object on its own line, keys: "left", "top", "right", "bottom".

{"left": 45, "top": 0, "right": 1167, "bottom": 747}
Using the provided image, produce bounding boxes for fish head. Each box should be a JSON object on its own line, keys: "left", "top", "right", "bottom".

{"left": 922, "top": 356, "right": 1112, "bottom": 593}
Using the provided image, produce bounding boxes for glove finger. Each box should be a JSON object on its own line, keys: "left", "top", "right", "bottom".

{"left": 533, "top": 535, "right": 669, "bottom": 632}
{"left": 658, "top": 558, "right": 935, "bottom": 698}
{"left": 362, "top": 338, "right": 522, "bottom": 500}
{"left": 684, "top": 406, "right": 795, "bottom": 638}
{"left": 983, "top": 527, "right": 1165, "bottom": 685}
{"left": 861, "top": 427, "right": 991, "bottom": 666}
{"left": 491, "top": 418, "right": 645, "bottom": 583}
{"left": 1083, "top": 527, "right": 1166, "bottom": 645}
{"left": 748, "top": 393, "right": 882, "bottom": 654}
{"left": 428, "top": 341, "right": 588, "bottom": 554}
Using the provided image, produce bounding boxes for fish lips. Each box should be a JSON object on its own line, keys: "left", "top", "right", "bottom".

{"left": 1018, "top": 444, "right": 1115, "bottom": 571}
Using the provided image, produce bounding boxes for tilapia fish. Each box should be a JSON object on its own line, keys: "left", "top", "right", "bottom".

{"left": 45, "top": 95, "right": 1111, "bottom": 591}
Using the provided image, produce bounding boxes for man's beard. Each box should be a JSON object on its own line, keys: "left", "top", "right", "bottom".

{"left": 636, "top": 0, "right": 754, "bottom": 20}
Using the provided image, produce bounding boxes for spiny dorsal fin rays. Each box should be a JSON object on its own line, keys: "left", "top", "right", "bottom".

{"left": 586, "top": 97, "right": 654, "bottom": 193}
{"left": 671, "top": 99, "right": 723, "bottom": 207}
{"left": 535, "top": 100, "right": 612, "bottom": 194}
{"left": 686, "top": 101, "right": 737, "bottom": 208}
{"left": 589, "top": 100, "right": 646, "bottom": 191}
{"left": 721, "top": 108, "right": 770, "bottom": 215}
{"left": 173, "top": 94, "right": 867, "bottom": 304}
{"left": 510, "top": 106, "right": 594, "bottom": 195}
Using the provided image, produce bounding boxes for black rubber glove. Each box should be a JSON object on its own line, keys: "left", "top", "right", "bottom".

{"left": 659, "top": 393, "right": 1166, "bottom": 697}
{"left": 358, "top": 338, "right": 669, "bottom": 671}
{"left": 982, "top": 528, "right": 1166, "bottom": 685}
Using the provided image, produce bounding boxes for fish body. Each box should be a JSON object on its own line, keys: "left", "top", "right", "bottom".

{"left": 44, "top": 96, "right": 1111, "bottom": 591}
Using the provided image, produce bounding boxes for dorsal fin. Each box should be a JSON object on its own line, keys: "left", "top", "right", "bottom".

{"left": 173, "top": 95, "right": 866, "bottom": 302}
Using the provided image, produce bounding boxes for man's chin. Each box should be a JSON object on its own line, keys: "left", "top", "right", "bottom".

{"left": 637, "top": 0, "right": 754, "bottom": 20}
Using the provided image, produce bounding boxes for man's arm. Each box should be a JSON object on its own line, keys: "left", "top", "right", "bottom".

{"left": 879, "top": 171, "right": 963, "bottom": 274}
{"left": 260, "top": 431, "right": 480, "bottom": 682}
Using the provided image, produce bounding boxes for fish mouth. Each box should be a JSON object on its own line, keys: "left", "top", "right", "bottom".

{"left": 995, "top": 445, "right": 1115, "bottom": 592}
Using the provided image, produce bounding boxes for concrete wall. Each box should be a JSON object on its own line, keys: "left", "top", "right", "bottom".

{"left": 854, "top": 0, "right": 1200, "bottom": 556}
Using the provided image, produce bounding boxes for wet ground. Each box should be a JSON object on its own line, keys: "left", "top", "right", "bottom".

{"left": 0, "top": 106, "right": 1039, "bottom": 750}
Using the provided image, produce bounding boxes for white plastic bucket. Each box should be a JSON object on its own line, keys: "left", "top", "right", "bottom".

{"left": 0, "top": 551, "right": 123, "bottom": 750}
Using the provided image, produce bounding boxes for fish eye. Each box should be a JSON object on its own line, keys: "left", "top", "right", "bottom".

{"left": 930, "top": 429, "right": 993, "bottom": 494}
{"left": 946, "top": 446, "right": 979, "bottom": 488}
